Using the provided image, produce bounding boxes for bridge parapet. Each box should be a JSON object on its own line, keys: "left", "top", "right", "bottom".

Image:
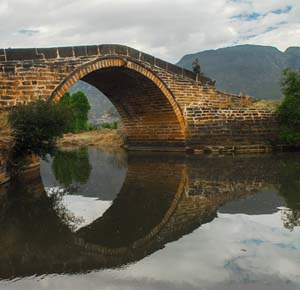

{"left": 0, "top": 44, "right": 213, "bottom": 85}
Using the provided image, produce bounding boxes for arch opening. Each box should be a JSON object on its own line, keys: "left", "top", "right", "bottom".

{"left": 49, "top": 57, "right": 186, "bottom": 150}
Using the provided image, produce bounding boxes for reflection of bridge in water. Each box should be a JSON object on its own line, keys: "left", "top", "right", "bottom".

{"left": 0, "top": 152, "right": 296, "bottom": 279}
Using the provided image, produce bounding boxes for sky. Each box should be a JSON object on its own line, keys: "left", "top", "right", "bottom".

{"left": 0, "top": 0, "right": 299, "bottom": 62}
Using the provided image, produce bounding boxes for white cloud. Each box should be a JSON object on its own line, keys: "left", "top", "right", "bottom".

{"left": 0, "top": 0, "right": 299, "bottom": 61}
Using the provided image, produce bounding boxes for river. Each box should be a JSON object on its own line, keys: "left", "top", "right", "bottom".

{"left": 0, "top": 147, "right": 299, "bottom": 290}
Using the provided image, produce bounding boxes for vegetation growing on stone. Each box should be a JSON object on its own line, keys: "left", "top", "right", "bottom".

{"left": 278, "top": 68, "right": 300, "bottom": 145}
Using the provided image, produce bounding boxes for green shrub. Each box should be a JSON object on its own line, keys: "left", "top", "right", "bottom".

{"left": 8, "top": 100, "right": 72, "bottom": 169}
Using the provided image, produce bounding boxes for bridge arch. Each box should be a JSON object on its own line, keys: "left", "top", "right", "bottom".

{"left": 49, "top": 56, "right": 187, "bottom": 149}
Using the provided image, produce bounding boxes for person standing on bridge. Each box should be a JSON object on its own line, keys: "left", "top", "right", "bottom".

{"left": 192, "top": 58, "right": 201, "bottom": 83}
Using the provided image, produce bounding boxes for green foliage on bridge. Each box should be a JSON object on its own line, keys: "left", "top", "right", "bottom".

{"left": 60, "top": 91, "right": 91, "bottom": 133}
{"left": 8, "top": 100, "right": 72, "bottom": 172}
{"left": 278, "top": 68, "right": 300, "bottom": 145}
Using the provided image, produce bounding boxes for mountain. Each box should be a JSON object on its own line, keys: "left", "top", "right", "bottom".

{"left": 177, "top": 45, "right": 300, "bottom": 100}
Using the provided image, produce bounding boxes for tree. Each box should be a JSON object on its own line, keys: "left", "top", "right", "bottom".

{"left": 8, "top": 100, "right": 72, "bottom": 171}
{"left": 59, "top": 91, "right": 91, "bottom": 133}
{"left": 278, "top": 68, "right": 300, "bottom": 145}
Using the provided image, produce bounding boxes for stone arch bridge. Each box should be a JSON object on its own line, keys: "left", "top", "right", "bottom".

{"left": 0, "top": 44, "right": 277, "bottom": 152}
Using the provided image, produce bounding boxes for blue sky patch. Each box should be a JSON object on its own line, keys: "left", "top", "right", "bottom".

{"left": 232, "top": 5, "right": 292, "bottom": 23}
{"left": 272, "top": 5, "right": 292, "bottom": 15}
{"left": 232, "top": 12, "right": 261, "bottom": 21}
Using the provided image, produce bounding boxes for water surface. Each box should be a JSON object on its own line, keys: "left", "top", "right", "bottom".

{"left": 0, "top": 147, "right": 299, "bottom": 290}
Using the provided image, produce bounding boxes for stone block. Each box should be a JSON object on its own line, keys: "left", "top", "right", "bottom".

{"left": 74, "top": 46, "right": 87, "bottom": 57}
{"left": 167, "top": 63, "right": 183, "bottom": 75}
{"left": 114, "top": 45, "right": 128, "bottom": 56}
{"left": 37, "top": 48, "right": 57, "bottom": 59}
{"left": 6, "top": 48, "right": 43, "bottom": 61}
{"left": 182, "top": 68, "right": 195, "bottom": 80}
{"left": 87, "top": 45, "right": 98, "bottom": 56}
{"left": 98, "top": 44, "right": 116, "bottom": 55}
{"left": 58, "top": 47, "right": 74, "bottom": 58}
{"left": 127, "top": 47, "right": 140, "bottom": 59}
{"left": 140, "top": 53, "right": 155, "bottom": 65}
{"left": 155, "top": 58, "right": 167, "bottom": 70}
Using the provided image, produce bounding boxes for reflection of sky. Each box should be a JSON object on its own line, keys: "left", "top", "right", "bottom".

{"left": 2, "top": 210, "right": 300, "bottom": 290}
{"left": 45, "top": 187, "right": 113, "bottom": 230}
{"left": 61, "top": 194, "right": 112, "bottom": 229}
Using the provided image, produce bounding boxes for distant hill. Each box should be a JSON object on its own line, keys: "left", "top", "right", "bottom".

{"left": 177, "top": 45, "right": 300, "bottom": 100}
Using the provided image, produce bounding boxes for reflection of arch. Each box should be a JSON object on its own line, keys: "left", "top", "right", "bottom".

{"left": 48, "top": 57, "right": 187, "bottom": 148}
{"left": 76, "top": 155, "right": 188, "bottom": 252}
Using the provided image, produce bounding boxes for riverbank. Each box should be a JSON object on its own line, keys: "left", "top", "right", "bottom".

{"left": 58, "top": 129, "right": 124, "bottom": 149}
